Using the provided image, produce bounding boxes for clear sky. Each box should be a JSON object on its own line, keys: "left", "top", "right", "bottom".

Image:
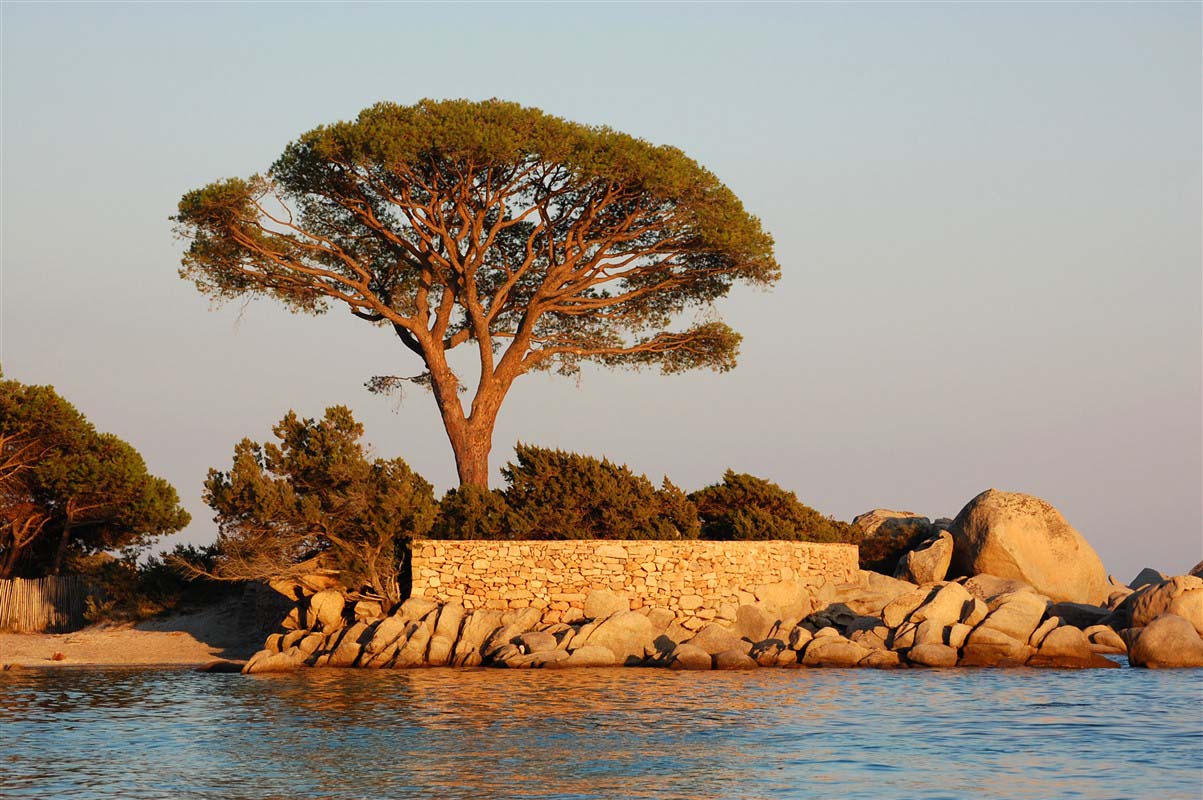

{"left": 2, "top": 2, "right": 1199, "bottom": 578}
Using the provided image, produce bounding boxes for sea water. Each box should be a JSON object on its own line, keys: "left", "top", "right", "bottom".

{"left": 1, "top": 663, "right": 1200, "bottom": 799}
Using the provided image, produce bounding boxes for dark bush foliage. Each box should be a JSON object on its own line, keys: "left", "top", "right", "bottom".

{"left": 427, "top": 450, "right": 858, "bottom": 543}
{"left": 689, "top": 470, "right": 855, "bottom": 543}
{"left": 502, "top": 445, "right": 700, "bottom": 540}
{"left": 428, "top": 444, "right": 700, "bottom": 540}
{"left": 429, "top": 485, "right": 514, "bottom": 540}
{"left": 77, "top": 543, "right": 233, "bottom": 622}
{"left": 205, "top": 406, "right": 437, "bottom": 603}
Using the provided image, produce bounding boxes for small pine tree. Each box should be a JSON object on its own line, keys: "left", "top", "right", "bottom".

{"left": 204, "top": 406, "right": 436, "bottom": 603}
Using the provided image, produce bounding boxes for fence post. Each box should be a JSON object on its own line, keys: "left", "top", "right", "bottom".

{"left": 0, "top": 576, "right": 99, "bottom": 633}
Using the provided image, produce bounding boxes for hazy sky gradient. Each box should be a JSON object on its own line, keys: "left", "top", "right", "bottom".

{"left": 2, "top": 3, "right": 1199, "bottom": 577}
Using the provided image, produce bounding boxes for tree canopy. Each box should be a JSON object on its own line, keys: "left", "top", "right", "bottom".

{"left": 0, "top": 372, "right": 190, "bottom": 578}
{"left": 203, "top": 406, "right": 436, "bottom": 602}
{"left": 175, "top": 99, "right": 779, "bottom": 487}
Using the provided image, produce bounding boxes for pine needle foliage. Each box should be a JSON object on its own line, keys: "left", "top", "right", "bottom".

{"left": 430, "top": 444, "right": 700, "bottom": 540}
{"left": 0, "top": 372, "right": 189, "bottom": 578}
{"left": 203, "top": 406, "right": 436, "bottom": 602}
{"left": 690, "top": 470, "right": 854, "bottom": 543}
{"left": 173, "top": 99, "right": 779, "bottom": 488}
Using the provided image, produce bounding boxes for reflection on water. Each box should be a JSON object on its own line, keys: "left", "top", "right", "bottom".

{"left": 1, "top": 665, "right": 1201, "bottom": 799}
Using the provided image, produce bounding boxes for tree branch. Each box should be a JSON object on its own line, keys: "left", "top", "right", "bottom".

{"left": 392, "top": 323, "right": 425, "bottom": 358}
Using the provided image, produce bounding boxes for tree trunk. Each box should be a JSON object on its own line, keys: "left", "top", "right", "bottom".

{"left": 51, "top": 524, "right": 72, "bottom": 575}
{"left": 423, "top": 347, "right": 508, "bottom": 489}
{"left": 447, "top": 419, "right": 494, "bottom": 489}
{"left": 0, "top": 515, "right": 47, "bottom": 578}
{"left": 0, "top": 546, "right": 20, "bottom": 579}
{"left": 421, "top": 336, "right": 513, "bottom": 490}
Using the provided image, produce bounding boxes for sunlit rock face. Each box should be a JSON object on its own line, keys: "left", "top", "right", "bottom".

{"left": 895, "top": 531, "right": 953, "bottom": 584}
{"left": 852, "top": 510, "right": 935, "bottom": 575}
{"left": 949, "top": 490, "right": 1109, "bottom": 605}
{"left": 1127, "top": 576, "right": 1203, "bottom": 636}
{"left": 1128, "top": 614, "right": 1203, "bottom": 668}
{"left": 244, "top": 580, "right": 1136, "bottom": 675}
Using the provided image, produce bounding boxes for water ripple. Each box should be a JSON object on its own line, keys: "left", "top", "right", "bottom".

{"left": 0, "top": 666, "right": 1200, "bottom": 799}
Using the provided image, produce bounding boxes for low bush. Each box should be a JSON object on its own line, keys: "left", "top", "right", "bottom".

{"left": 502, "top": 445, "right": 700, "bottom": 540}
{"left": 76, "top": 543, "right": 233, "bottom": 622}
{"left": 429, "top": 485, "right": 514, "bottom": 540}
{"left": 428, "top": 444, "right": 700, "bottom": 540}
{"left": 689, "top": 470, "right": 855, "bottom": 543}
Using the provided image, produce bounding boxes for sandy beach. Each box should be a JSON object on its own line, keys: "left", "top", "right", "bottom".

{"left": 0, "top": 601, "right": 256, "bottom": 668}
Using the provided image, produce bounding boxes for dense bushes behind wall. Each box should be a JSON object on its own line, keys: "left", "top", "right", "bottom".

{"left": 430, "top": 447, "right": 850, "bottom": 543}
{"left": 431, "top": 445, "right": 700, "bottom": 540}
{"left": 690, "top": 471, "right": 855, "bottom": 543}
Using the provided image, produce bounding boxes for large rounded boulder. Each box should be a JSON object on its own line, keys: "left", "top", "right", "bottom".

{"left": 949, "top": 490, "right": 1108, "bottom": 605}
{"left": 895, "top": 531, "right": 954, "bottom": 584}
{"left": 309, "top": 589, "right": 347, "bottom": 631}
{"left": 1128, "top": 614, "right": 1203, "bottom": 668}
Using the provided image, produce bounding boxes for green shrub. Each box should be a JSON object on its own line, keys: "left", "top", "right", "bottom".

{"left": 74, "top": 543, "right": 231, "bottom": 622}
{"left": 427, "top": 444, "right": 700, "bottom": 540}
{"left": 83, "top": 596, "right": 118, "bottom": 624}
{"left": 501, "top": 445, "right": 700, "bottom": 540}
{"left": 655, "top": 478, "right": 704, "bottom": 541}
{"left": 430, "top": 485, "right": 515, "bottom": 540}
{"left": 690, "top": 470, "right": 854, "bottom": 543}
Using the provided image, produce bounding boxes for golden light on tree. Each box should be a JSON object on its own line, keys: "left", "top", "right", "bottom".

{"left": 174, "top": 99, "right": 780, "bottom": 487}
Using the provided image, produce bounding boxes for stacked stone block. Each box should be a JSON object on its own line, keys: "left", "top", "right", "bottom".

{"left": 409, "top": 540, "right": 858, "bottom": 625}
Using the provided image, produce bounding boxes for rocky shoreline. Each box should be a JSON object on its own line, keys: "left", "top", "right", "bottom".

{"left": 242, "top": 568, "right": 1203, "bottom": 674}
{"left": 243, "top": 489, "right": 1203, "bottom": 674}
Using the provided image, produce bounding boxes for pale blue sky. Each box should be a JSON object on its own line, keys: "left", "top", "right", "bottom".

{"left": 2, "top": 2, "right": 1199, "bottom": 577}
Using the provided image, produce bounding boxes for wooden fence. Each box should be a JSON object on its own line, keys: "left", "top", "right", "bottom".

{"left": 0, "top": 576, "right": 99, "bottom": 633}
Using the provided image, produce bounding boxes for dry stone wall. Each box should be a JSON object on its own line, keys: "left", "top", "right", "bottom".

{"left": 410, "top": 540, "right": 858, "bottom": 626}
